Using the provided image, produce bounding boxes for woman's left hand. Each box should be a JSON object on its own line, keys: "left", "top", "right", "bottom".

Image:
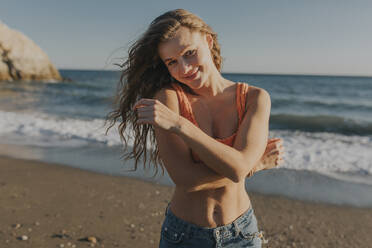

{"left": 133, "top": 98, "right": 181, "bottom": 132}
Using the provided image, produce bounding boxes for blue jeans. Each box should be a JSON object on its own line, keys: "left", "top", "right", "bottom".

{"left": 159, "top": 203, "right": 263, "bottom": 248}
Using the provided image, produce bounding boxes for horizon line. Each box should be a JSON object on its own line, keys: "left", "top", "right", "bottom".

{"left": 57, "top": 68, "right": 372, "bottom": 78}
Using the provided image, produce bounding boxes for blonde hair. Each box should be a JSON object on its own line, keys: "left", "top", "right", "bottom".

{"left": 106, "top": 9, "right": 223, "bottom": 177}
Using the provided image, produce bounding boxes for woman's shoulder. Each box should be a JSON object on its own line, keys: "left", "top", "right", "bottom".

{"left": 242, "top": 84, "right": 271, "bottom": 111}
{"left": 153, "top": 85, "right": 178, "bottom": 103}
{"left": 153, "top": 85, "right": 180, "bottom": 113}
{"left": 243, "top": 84, "right": 270, "bottom": 101}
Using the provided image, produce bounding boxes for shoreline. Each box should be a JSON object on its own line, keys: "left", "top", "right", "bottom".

{"left": 1, "top": 156, "right": 372, "bottom": 248}
{"left": 1, "top": 142, "right": 372, "bottom": 208}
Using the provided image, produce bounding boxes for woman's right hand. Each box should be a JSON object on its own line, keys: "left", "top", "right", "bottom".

{"left": 260, "top": 138, "right": 284, "bottom": 170}
{"left": 246, "top": 138, "right": 284, "bottom": 177}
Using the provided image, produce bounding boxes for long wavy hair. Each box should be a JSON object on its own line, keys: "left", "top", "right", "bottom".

{"left": 105, "top": 9, "right": 223, "bottom": 177}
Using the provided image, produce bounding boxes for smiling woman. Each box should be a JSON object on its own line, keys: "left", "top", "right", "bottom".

{"left": 158, "top": 26, "right": 210, "bottom": 89}
{"left": 106, "top": 9, "right": 284, "bottom": 248}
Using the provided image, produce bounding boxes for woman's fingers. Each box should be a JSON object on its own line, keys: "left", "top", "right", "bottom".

{"left": 268, "top": 138, "right": 281, "bottom": 144}
{"left": 133, "top": 104, "right": 147, "bottom": 110}
{"left": 267, "top": 147, "right": 285, "bottom": 158}
{"left": 266, "top": 142, "right": 276, "bottom": 151}
{"left": 134, "top": 103, "right": 154, "bottom": 112}
{"left": 133, "top": 98, "right": 158, "bottom": 110}
{"left": 265, "top": 142, "right": 284, "bottom": 155}
{"left": 267, "top": 138, "right": 283, "bottom": 148}
{"left": 261, "top": 138, "right": 285, "bottom": 169}
{"left": 134, "top": 101, "right": 162, "bottom": 120}
{"left": 136, "top": 110, "right": 154, "bottom": 119}
{"left": 135, "top": 104, "right": 155, "bottom": 114}
{"left": 276, "top": 139, "right": 283, "bottom": 147}
{"left": 134, "top": 98, "right": 180, "bottom": 131}
{"left": 268, "top": 150, "right": 284, "bottom": 157}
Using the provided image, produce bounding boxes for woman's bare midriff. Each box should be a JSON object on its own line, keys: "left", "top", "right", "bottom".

{"left": 169, "top": 180, "right": 251, "bottom": 228}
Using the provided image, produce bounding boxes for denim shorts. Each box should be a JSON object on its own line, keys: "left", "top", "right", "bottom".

{"left": 159, "top": 203, "right": 263, "bottom": 248}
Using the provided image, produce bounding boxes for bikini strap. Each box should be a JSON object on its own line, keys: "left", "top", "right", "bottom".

{"left": 170, "top": 83, "right": 198, "bottom": 126}
{"left": 171, "top": 82, "right": 249, "bottom": 127}
{"left": 237, "top": 82, "right": 249, "bottom": 124}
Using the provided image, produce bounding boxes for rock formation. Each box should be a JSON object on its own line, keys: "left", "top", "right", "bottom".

{"left": 0, "top": 21, "right": 62, "bottom": 82}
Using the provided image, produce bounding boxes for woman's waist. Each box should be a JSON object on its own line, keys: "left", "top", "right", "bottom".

{"left": 170, "top": 187, "right": 251, "bottom": 228}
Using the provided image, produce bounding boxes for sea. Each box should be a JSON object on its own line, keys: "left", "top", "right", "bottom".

{"left": 1, "top": 70, "right": 372, "bottom": 207}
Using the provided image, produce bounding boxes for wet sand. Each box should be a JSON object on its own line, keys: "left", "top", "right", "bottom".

{"left": 0, "top": 156, "right": 371, "bottom": 248}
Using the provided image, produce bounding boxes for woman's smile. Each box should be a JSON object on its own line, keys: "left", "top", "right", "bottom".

{"left": 183, "top": 67, "right": 200, "bottom": 80}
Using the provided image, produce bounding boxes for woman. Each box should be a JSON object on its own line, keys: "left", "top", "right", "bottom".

{"left": 107, "top": 9, "right": 284, "bottom": 247}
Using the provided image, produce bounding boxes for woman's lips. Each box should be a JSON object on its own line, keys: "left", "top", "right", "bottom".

{"left": 184, "top": 68, "right": 199, "bottom": 80}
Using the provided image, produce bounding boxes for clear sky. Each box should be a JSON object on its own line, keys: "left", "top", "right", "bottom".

{"left": 1, "top": 0, "right": 371, "bottom": 76}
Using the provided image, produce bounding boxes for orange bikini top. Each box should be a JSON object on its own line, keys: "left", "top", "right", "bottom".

{"left": 170, "top": 82, "right": 249, "bottom": 147}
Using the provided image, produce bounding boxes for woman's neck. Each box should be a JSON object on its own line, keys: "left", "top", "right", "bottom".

{"left": 194, "top": 68, "right": 233, "bottom": 98}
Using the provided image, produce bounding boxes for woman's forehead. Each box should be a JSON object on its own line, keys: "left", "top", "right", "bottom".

{"left": 158, "top": 27, "right": 204, "bottom": 60}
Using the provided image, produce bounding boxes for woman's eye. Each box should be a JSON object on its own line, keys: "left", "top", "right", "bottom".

{"left": 168, "top": 60, "right": 176, "bottom": 66}
{"left": 167, "top": 50, "right": 195, "bottom": 66}
{"left": 185, "top": 49, "right": 196, "bottom": 56}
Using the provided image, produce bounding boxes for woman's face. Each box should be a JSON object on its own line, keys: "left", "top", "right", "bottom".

{"left": 158, "top": 26, "right": 214, "bottom": 89}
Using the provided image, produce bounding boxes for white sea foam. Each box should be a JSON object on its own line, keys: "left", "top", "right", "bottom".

{"left": 0, "top": 110, "right": 371, "bottom": 182}
{"left": 0, "top": 110, "right": 124, "bottom": 147}
{"left": 270, "top": 130, "right": 372, "bottom": 183}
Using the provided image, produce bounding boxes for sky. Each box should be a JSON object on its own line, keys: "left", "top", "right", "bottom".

{"left": 1, "top": 0, "right": 371, "bottom": 76}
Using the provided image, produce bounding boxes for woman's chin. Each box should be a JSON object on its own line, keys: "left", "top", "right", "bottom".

{"left": 189, "top": 79, "right": 203, "bottom": 89}
{"left": 190, "top": 74, "right": 204, "bottom": 87}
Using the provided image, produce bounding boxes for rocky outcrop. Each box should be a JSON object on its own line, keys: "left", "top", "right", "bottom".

{"left": 0, "top": 21, "right": 62, "bottom": 82}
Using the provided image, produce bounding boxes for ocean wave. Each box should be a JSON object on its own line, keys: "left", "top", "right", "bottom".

{"left": 272, "top": 97, "right": 372, "bottom": 111}
{"left": 0, "top": 110, "right": 371, "bottom": 182}
{"left": 269, "top": 130, "right": 372, "bottom": 184}
{"left": 0, "top": 110, "right": 124, "bottom": 147}
{"left": 270, "top": 114, "right": 372, "bottom": 135}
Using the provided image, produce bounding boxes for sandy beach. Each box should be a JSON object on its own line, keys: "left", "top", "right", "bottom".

{"left": 0, "top": 156, "right": 371, "bottom": 248}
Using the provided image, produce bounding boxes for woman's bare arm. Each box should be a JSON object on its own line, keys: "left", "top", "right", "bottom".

{"left": 137, "top": 86, "right": 271, "bottom": 191}
{"left": 174, "top": 87, "right": 271, "bottom": 182}
{"left": 153, "top": 87, "right": 235, "bottom": 192}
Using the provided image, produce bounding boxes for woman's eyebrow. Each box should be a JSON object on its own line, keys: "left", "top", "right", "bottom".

{"left": 164, "top": 46, "right": 192, "bottom": 62}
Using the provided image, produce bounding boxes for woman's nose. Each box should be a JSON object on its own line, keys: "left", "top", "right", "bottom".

{"left": 179, "top": 60, "right": 193, "bottom": 75}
